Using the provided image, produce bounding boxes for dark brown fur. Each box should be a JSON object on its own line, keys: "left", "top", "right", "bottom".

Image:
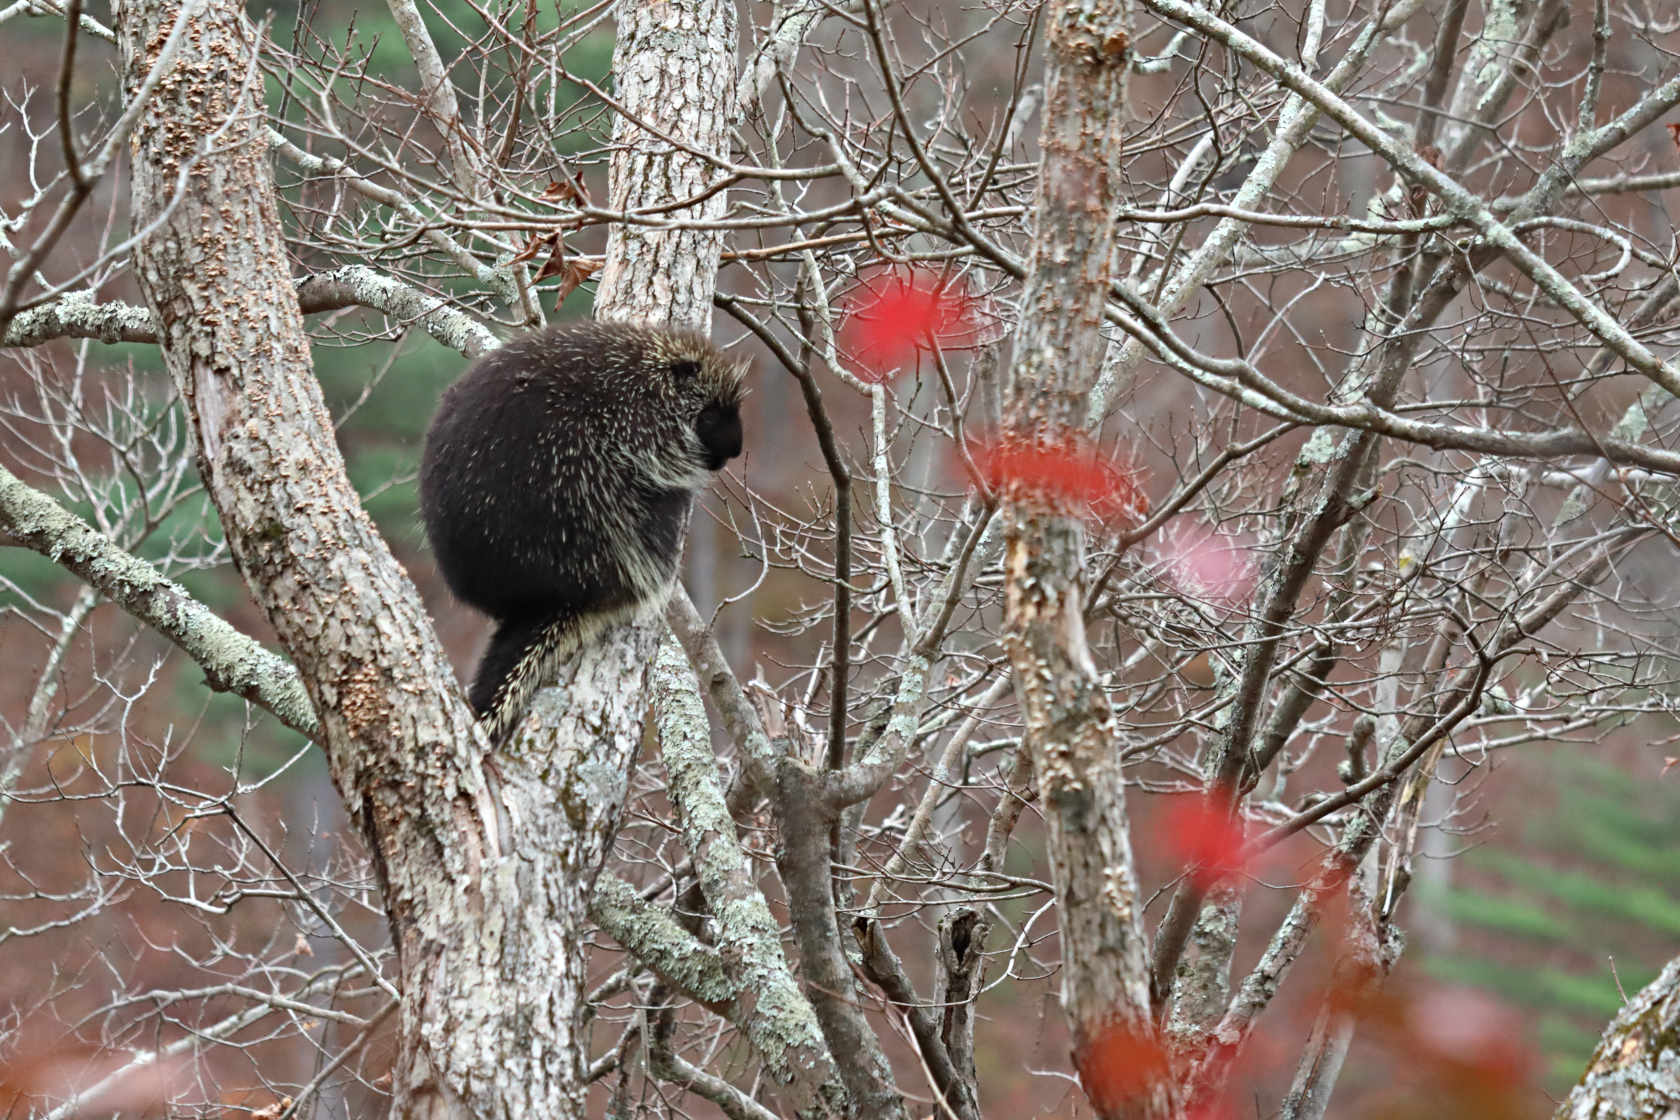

{"left": 420, "top": 321, "right": 745, "bottom": 740}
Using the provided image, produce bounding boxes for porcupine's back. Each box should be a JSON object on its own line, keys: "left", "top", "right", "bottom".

{"left": 419, "top": 323, "right": 686, "bottom": 623}
{"left": 419, "top": 320, "right": 746, "bottom": 740}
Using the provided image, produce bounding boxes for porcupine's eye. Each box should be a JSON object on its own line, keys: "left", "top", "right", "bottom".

{"left": 672, "top": 359, "right": 701, "bottom": 381}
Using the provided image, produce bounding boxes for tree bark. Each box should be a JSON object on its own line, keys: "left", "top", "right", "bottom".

{"left": 113, "top": 0, "right": 741, "bottom": 1115}
{"left": 1000, "top": 1, "right": 1168, "bottom": 1117}
{"left": 595, "top": 0, "right": 736, "bottom": 329}
{"left": 594, "top": 5, "right": 884, "bottom": 1116}
{"left": 650, "top": 641, "right": 846, "bottom": 1116}
{"left": 1554, "top": 956, "right": 1680, "bottom": 1119}
{"left": 115, "top": 1, "right": 509, "bottom": 1115}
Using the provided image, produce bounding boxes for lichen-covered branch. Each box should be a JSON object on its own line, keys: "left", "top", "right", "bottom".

{"left": 0, "top": 461, "right": 317, "bottom": 737}
{"left": 588, "top": 872, "right": 736, "bottom": 1006}
{"left": 651, "top": 639, "right": 844, "bottom": 1116}
{"left": 4, "top": 266, "right": 498, "bottom": 357}
{"left": 664, "top": 588, "right": 779, "bottom": 787}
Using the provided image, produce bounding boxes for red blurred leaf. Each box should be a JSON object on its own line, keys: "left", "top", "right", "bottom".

{"left": 1162, "top": 789, "right": 1249, "bottom": 889}
{"left": 1154, "top": 519, "right": 1256, "bottom": 604}
{"left": 1075, "top": 1020, "right": 1170, "bottom": 1114}
{"left": 1401, "top": 988, "right": 1535, "bottom": 1101}
{"left": 1183, "top": 1103, "right": 1239, "bottom": 1120}
{"left": 840, "top": 267, "right": 972, "bottom": 381}
{"left": 1321, "top": 979, "right": 1539, "bottom": 1118}
{"left": 965, "top": 433, "right": 1147, "bottom": 525}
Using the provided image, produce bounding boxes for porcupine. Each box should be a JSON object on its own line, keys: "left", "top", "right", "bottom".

{"left": 419, "top": 321, "right": 747, "bottom": 743}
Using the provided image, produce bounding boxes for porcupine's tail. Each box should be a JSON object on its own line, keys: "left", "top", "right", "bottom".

{"left": 470, "top": 610, "right": 581, "bottom": 744}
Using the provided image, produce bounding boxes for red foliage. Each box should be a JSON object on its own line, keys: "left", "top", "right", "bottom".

{"left": 1182, "top": 1102, "right": 1240, "bottom": 1120}
{"left": 966, "top": 433, "right": 1148, "bottom": 525}
{"left": 1409, "top": 988, "right": 1535, "bottom": 1096}
{"left": 839, "top": 267, "right": 972, "bottom": 380}
{"left": 1075, "top": 1020, "right": 1170, "bottom": 1114}
{"left": 1068, "top": 935, "right": 1538, "bottom": 1118}
{"left": 1154, "top": 519, "right": 1256, "bottom": 604}
{"left": 1162, "top": 790, "right": 1250, "bottom": 890}
{"left": 1294, "top": 917, "right": 1541, "bottom": 1118}
{"left": 1077, "top": 1022, "right": 1243, "bottom": 1119}
{"left": 1339, "top": 984, "right": 1537, "bottom": 1117}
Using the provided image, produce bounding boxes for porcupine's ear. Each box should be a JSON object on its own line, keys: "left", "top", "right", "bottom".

{"left": 671, "top": 358, "right": 702, "bottom": 381}
{"left": 704, "top": 355, "right": 749, "bottom": 407}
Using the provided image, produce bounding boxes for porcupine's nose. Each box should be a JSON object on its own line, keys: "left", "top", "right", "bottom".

{"left": 696, "top": 402, "right": 742, "bottom": 469}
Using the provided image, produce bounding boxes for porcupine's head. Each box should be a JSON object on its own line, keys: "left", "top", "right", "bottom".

{"left": 563, "top": 321, "right": 749, "bottom": 488}
{"left": 644, "top": 325, "right": 748, "bottom": 474}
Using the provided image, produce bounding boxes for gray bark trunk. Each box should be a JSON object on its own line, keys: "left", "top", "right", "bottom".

{"left": 113, "top": 0, "right": 742, "bottom": 1115}
{"left": 596, "top": 0, "right": 736, "bottom": 330}
{"left": 1554, "top": 956, "right": 1680, "bottom": 1120}
{"left": 999, "top": 1, "right": 1169, "bottom": 1117}
{"left": 115, "top": 1, "right": 505, "bottom": 1114}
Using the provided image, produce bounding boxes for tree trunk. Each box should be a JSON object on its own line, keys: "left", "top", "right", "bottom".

{"left": 115, "top": 0, "right": 740, "bottom": 1115}
{"left": 117, "top": 1, "right": 485, "bottom": 1115}
{"left": 1000, "top": 1, "right": 1169, "bottom": 1117}
{"left": 1554, "top": 956, "right": 1680, "bottom": 1120}
{"left": 595, "top": 0, "right": 736, "bottom": 329}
